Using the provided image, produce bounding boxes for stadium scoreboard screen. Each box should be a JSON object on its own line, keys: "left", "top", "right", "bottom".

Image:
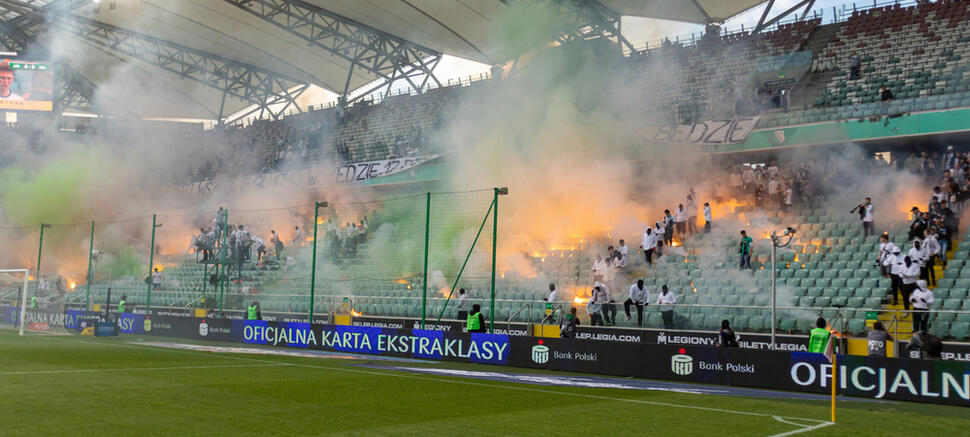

{"left": 0, "top": 52, "right": 53, "bottom": 112}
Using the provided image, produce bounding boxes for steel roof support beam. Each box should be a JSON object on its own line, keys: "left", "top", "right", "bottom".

{"left": 45, "top": 15, "right": 309, "bottom": 121}
{"left": 514, "top": 0, "right": 635, "bottom": 55}
{"left": 753, "top": 0, "right": 814, "bottom": 34}
{"left": 223, "top": 0, "right": 443, "bottom": 105}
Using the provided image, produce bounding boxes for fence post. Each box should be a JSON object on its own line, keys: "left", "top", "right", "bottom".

{"left": 309, "top": 201, "right": 327, "bottom": 322}
{"left": 147, "top": 214, "right": 158, "bottom": 315}
{"left": 421, "top": 192, "right": 431, "bottom": 329}
{"left": 219, "top": 210, "right": 228, "bottom": 315}
{"left": 490, "top": 188, "right": 499, "bottom": 334}
{"left": 85, "top": 221, "right": 94, "bottom": 311}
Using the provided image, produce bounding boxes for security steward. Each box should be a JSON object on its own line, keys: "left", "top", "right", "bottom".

{"left": 466, "top": 303, "right": 487, "bottom": 333}
{"left": 118, "top": 295, "right": 127, "bottom": 313}
{"left": 808, "top": 317, "right": 830, "bottom": 353}
{"left": 247, "top": 300, "right": 262, "bottom": 320}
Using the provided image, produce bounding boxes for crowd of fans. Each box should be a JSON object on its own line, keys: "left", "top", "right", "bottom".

{"left": 552, "top": 148, "right": 970, "bottom": 341}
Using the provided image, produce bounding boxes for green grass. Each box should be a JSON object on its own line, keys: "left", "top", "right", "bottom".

{"left": 0, "top": 328, "right": 968, "bottom": 436}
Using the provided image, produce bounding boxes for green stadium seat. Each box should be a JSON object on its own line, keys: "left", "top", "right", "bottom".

{"left": 951, "top": 323, "right": 970, "bottom": 340}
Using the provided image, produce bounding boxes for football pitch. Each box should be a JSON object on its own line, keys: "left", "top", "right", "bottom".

{"left": 1, "top": 329, "right": 967, "bottom": 436}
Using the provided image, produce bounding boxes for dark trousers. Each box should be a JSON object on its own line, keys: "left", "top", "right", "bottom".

{"left": 889, "top": 274, "right": 902, "bottom": 303}
{"left": 664, "top": 231, "right": 673, "bottom": 246}
{"left": 644, "top": 249, "right": 654, "bottom": 266}
{"left": 740, "top": 253, "right": 751, "bottom": 270}
{"left": 926, "top": 256, "right": 936, "bottom": 286}
{"left": 912, "top": 308, "right": 930, "bottom": 333}
{"left": 676, "top": 222, "right": 686, "bottom": 235}
{"left": 601, "top": 302, "right": 617, "bottom": 325}
{"left": 661, "top": 310, "right": 674, "bottom": 329}
{"left": 624, "top": 299, "right": 644, "bottom": 326}
{"left": 590, "top": 313, "right": 603, "bottom": 326}
{"left": 457, "top": 310, "right": 468, "bottom": 321}
{"left": 862, "top": 221, "right": 874, "bottom": 237}
{"left": 850, "top": 65, "right": 860, "bottom": 79}
{"left": 704, "top": 221, "right": 711, "bottom": 233}
{"left": 900, "top": 283, "right": 915, "bottom": 310}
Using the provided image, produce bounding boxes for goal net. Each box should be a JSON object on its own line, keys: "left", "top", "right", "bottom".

{"left": 0, "top": 269, "right": 72, "bottom": 336}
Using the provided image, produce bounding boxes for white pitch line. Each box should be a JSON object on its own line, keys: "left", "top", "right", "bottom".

{"left": 0, "top": 363, "right": 288, "bottom": 376}
{"left": 769, "top": 416, "right": 835, "bottom": 437}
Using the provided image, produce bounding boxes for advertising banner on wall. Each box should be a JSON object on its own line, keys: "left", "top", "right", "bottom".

{"left": 574, "top": 326, "right": 809, "bottom": 351}
{"left": 231, "top": 319, "right": 510, "bottom": 365}
{"left": 508, "top": 337, "right": 970, "bottom": 406}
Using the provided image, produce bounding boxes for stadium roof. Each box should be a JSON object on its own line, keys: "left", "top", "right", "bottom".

{"left": 1, "top": 0, "right": 769, "bottom": 120}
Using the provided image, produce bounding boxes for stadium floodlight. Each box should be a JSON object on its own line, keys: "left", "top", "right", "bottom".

{"left": 769, "top": 227, "right": 797, "bottom": 350}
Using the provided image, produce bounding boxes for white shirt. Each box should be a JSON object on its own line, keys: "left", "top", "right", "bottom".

{"left": 152, "top": 272, "right": 162, "bottom": 284}
{"left": 924, "top": 235, "right": 941, "bottom": 256}
{"left": 900, "top": 262, "right": 920, "bottom": 284}
{"left": 703, "top": 206, "right": 712, "bottom": 222}
{"left": 888, "top": 254, "right": 903, "bottom": 275}
{"left": 592, "top": 259, "right": 607, "bottom": 276}
{"left": 629, "top": 283, "right": 650, "bottom": 303}
{"left": 617, "top": 245, "right": 629, "bottom": 268}
{"left": 878, "top": 242, "right": 896, "bottom": 263}
{"left": 641, "top": 231, "right": 657, "bottom": 250}
{"left": 603, "top": 258, "right": 617, "bottom": 281}
{"left": 908, "top": 247, "right": 925, "bottom": 265}
{"left": 457, "top": 293, "right": 469, "bottom": 310}
{"left": 675, "top": 208, "right": 687, "bottom": 222}
{"left": 0, "top": 92, "right": 23, "bottom": 101}
{"left": 594, "top": 281, "right": 611, "bottom": 302}
{"left": 547, "top": 289, "right": 559, "bottom": 302}
{"left": 910, "top": 287, "right": 934, "bottom": 310}
{"left": 862, "top": 204, "right": 874, "bottom": 222}
{"left": 767, "top": 165, "right": 779, "bottom": 179}
{"left": 784, "top": 188, "right": 793, "bottom": 205}
{"left": 657, "top": 291, "right": 676, "bottom": 311}
{"left": 742, "top": 169, "right": 755, "bottom": 183}
{"left": 768, "top": 180, "right": 779, "bottom": 195}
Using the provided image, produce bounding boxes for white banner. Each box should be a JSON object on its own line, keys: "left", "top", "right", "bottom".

{"left": 332, "top": 155, "right": 437, "bottom": 184}
{"left": 643, "top": 117, "right": 760, "bottom": 145}
{"left": 167, "top": 155, "right": 439, "bottom": 199}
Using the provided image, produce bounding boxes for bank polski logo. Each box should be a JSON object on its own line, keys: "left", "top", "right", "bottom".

{"left": 531, "top": 340, "right": 550, "bottom": 364}
{"left": 671, "top": 348, "right": 693, "bottom": 375}
{"left": 657, "top": 332, "right": 668, "bottom": 344}
{"left": 199, "top": 321, "right": 209, "bottom": 337}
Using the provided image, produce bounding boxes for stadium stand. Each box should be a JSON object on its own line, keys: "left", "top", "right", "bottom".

{"left": 4, "top": 0, "right": 970, "bottom": 346}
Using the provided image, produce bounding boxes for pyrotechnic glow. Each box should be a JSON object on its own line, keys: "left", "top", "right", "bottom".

{"left": 351, "top": 310, "right": 362, "bottom": 317}
{"left": 69, "top": 281, "right": 76, "bottom": 290}
{"left": 573, "top": 296, "right": 585, "bottom": 303}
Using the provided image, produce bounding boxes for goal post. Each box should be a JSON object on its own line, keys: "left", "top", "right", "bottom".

{"left": 0, "top": 269, "right": 70, "bottom": 336}
{"left": 0, "top": 269, "right": 29, "bottom": 335}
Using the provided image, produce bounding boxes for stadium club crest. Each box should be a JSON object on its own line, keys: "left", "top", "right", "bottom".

{"left": 199, "top": 321, "right": 209, "bottom": 337}
{"left": 671, "top": 349, "right": 693, "bottom": 376}
{"left": 531, "top": 340, "right": 550, "bottom": 364}
{"left": 143, "top": 318, "right": 152, "bottom": 333}
{"left": 773, "top": 130, "right": 786, "bottom": 143}
{"left": 657, "top": 332, "right": 668, "bottom": 344}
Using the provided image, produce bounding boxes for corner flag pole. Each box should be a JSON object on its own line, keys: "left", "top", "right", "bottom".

{"left": 830, "top": 346, "right": 837, "bottom": 422}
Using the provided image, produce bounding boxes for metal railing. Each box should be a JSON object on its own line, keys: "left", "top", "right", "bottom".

{"left": 507, "top": 302, "right": 533, "bottom": 333}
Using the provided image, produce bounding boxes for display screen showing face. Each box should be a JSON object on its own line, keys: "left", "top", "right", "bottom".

{"left": 0, "top": 59, "right": 53, "bottom": 111}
